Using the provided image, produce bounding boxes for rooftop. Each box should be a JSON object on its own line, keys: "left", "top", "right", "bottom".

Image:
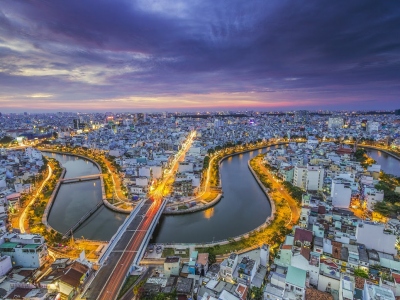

{"left": 286, "top": 266, "right": 307, "bottom": 289}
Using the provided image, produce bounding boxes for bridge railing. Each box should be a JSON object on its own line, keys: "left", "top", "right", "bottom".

{"left": 63, "top": 201, "right": 103, "bottom": 238}
{"left": 132, "top": 199, "right": 167, "bottom": 268}
{"left": 99, "top": 198, "right": 146, "bottom": 264}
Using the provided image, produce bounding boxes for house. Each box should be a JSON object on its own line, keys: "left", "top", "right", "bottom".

{"left": 285, "top": 266, "right": 307, "bottom": 300}
{"left": 40, "top": 260, "right": 90, "bottom": 300}
{"left": 233, "top": 256, "right": 257, "bottom": 286}
{"left": 220, "top": 253, "right": 238, "bottom": 282}
{"left": 197, "top": 253, "right": 209, "bottom": 276}
{"left": 294, "top": 228, "right": 313, "bottom": 248}
{"left": 363, "top": 282, "right": 395, "bottom": 300}
{"left": 164, "top": 256, "right": 181, "bottom": 277}
{"left": 0, "top": 242, "right": 47, "bottom": 268}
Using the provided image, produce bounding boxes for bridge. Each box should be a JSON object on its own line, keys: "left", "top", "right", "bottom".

{"left": 60, "top": 174, "right": 102, "bottom": 183}
{"left": 63, "top": 201, "right": 104, "bottom": 238}
{"left": 83, "top": 131, "right": 196, "bottom": 300}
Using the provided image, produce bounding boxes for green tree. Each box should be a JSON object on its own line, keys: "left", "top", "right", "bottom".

{"left": 248, "top": 286, "right": 263, "bottom": 300}
{"left": 354, "top": 268, "right": 369, "bottom": 279}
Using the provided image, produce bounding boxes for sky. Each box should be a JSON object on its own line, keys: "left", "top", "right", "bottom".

{"left": 0, "top": 0, "right": 399, "bottom": 112}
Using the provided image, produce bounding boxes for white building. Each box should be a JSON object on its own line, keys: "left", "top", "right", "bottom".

{"left": 365, "top": 188, "right": 384, "bottom": 211}
{"left": 331, "top": 179, "right": 352, "bottom": 208}
{"left": 357, "top": 222, "right": 397, "bottom": 255}
{"left": 150, "top": 165, "right": 163, "bottom": 179}
{"left": 0, "top": 234, "right": 47, "bottom": 268}
{"left": 363, "top": 282, "right": 395, "bottom": 300}
{"left": 0, "top": 255, "right": 12, "bottom": 276}
{"left": 178, "top": 161, "right": 194, "bottom": 173}
{"left": 328, "top": 117, "right": 344, "bottom": 129}
{"left": 164, "top": 256, "right": 181, "bottom": 277}
{"left": 138, "top": 166, "right": 151, "bottom": 178}
{"left": 306, "top": 165, "right": 324, "bottom": 191}
{"left": 136, "top": 177, "right": 148, "bottom": 187}
{"left": 293, "top": 166, "right": 307, "bottom": 189}
{"left": 366, "top": 121, "right": 380, "bottom": 133}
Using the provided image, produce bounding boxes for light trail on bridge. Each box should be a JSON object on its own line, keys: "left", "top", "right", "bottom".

{"left": 85, "top": 131, "right": 196, "bottom": 300}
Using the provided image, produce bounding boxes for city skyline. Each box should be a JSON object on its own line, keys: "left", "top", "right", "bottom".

{"left": 1, "top": 0, "right": 400, "bottom": 112}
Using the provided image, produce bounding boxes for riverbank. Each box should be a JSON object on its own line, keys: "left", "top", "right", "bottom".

{"left": 163, "top": 194, "right": 223, "bottom": 215}
{"left": 156, "top": 154, "right": 299, "bottom": 256}
{"left": 39, "top": 148, "right": 132, "bottom": 214}
{"left": 166, "top": 142, "right": 289, "bottom": 215}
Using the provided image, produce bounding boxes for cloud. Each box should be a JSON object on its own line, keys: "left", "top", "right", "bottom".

{"left": 0, "top": 0, "right": 399, "bottom": 111}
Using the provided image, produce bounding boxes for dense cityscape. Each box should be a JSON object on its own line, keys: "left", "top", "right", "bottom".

{"left": 0, "top": 110, "right": 399, "bottom": 299}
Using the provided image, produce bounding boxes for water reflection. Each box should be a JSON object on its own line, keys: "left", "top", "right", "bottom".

{"left": 203, "top": 207, "right": 215, "bottom": 219}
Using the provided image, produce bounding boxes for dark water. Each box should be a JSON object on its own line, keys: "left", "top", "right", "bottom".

{"left": 44, "top": 152, "right": 99, "bottom": 178}
{"left": 151, "top": 148, "right": 272, "bottom": 243}
{"left": 365, "top": 149, "right": 400, "bottom": 177}
{"left": 44, "top": 152, "right": 126, "bottom": 241}
{"left": 44, "top": 147, "right": 400, "bottom": 243}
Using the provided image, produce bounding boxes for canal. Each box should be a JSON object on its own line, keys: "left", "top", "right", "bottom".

{"left": 44, "top": 153, "right": 126, "bottom": 241}
{"left": 365, "top": 149, "right": 400, "bottom": 177}
{"left": 44, "top": 147, "right": 400, "bottom": 243}
{"left": 152, "top": 148, "right": 272, "bottom": 243}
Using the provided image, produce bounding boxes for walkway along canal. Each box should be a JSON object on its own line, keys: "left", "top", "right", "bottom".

{"left": 44, "top": 145, "right": 400, "bottom": 243}
{"left": 43, "top": 152, "right": 126, "bottom": 241}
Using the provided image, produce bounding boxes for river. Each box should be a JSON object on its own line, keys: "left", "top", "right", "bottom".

{"left": 44, "top": 147, "right": 400, "bottom": 242}
{"left": 365, "top": 149, "right": 400, "bottom": 177}
{"left": 44, "top": 152, "right": 126, "bottom": 241}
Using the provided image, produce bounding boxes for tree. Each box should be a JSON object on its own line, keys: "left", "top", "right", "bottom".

{"left": 354, "top": 268, "right": 369, "bottom": 279}
{"left": 208, "top": 252, "right": 216, "bottom": 265}
{"left": 0, "top": 136, "right": 13, "bottom": 145}
{"left": 248, "top": 286, "right": 263, "bottom": 300}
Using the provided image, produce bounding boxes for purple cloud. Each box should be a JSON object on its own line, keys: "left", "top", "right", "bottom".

{"left": 0, "top": 0, "right": 399, "bottom": 111}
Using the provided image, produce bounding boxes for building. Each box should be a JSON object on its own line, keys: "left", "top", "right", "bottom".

{"left": 363, "top": 282, "right": 395, "bottom": 300}
{"left": 365, "top": 188, "right": 384, "bottom": 211}
{"left": 41, "top": 260, "right": 90, "bottom": 300}
{"left": 306, "top": 165, "right": 324, "bottom": 191}
{"left": 356, "top": 222, "right": 397, "bottom": 255}
{"left": 366, "top": 121, "right": 379, "bottom": 133}
{"left": 328, "top": 117, "right": 344, "bottom": 129}
{"left": 173, "top": 179, "right": 193, "bottom": 196}
{"left": 293, "top": 166, "right": 307, "bottom": 189}
{"left": 0, "top": 255, "right": 12, "bottom": 276}
{"left": 0, "top": 233, "right": 47, "bottom": 268}
{"left": 220, "top": 253, "right": 238, "bottom": 281}
{"left": 294, "top": 110, "right": 309, "bottom": 123}
{"left": 285, "top": 266, "right": 307, "bottom": 300}
{"left": 331, "top": 179, "right": 352, "bottom": 208}
{"left": 0, "top": 242, "right": 47, "bottom": 268}
{"left": 164, "top": 256, "right": 181, "bottom": 277}
{"left": 233, "top": 256, "right": 257, "bottom": 286}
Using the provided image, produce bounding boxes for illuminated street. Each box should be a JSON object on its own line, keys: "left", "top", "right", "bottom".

{"left": 85, "top": 131, "right": 195, "bottom": 300}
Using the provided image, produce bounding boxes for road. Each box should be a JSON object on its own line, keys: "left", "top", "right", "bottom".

{"left": 85, "top": 131, "right": 195, "bottom": 300}
{"left": 19, "top": 164, "right": 52, "bottom": 233}
{"left": 255, "top": 156, "right": 300, "bottom": 225}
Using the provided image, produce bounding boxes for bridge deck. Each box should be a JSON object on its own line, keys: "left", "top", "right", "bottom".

{"left": 60, "top": 174, "right": 102, "bottom": 183}
{"left": 84, "top": 200, "right": 154, "bottom": 300}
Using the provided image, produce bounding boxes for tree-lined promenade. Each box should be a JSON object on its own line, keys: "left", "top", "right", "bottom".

{"left": 36, "top": 144, "right": 131, "bottom": 208}
{"left": 194, "top": 140, "right": 302, "bottom": 256}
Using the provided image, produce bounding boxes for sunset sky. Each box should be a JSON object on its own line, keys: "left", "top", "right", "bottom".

{"left": 0, "top": 0, "right": 399, "bottom": 112}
